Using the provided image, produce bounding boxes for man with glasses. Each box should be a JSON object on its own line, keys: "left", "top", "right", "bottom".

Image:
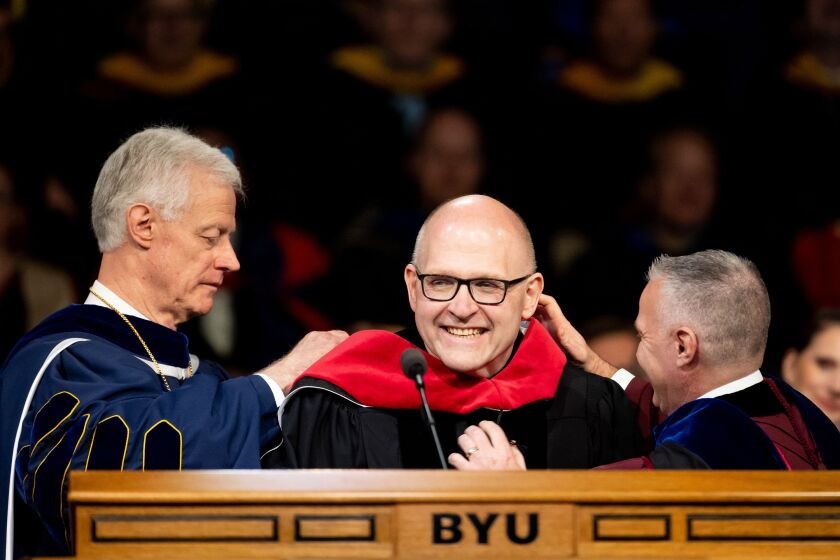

{"left": 263, "top": 195, "right": 642, "bottom": 469}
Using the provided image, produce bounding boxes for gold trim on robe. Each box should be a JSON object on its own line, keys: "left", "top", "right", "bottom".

{"left": 785, "top": 51, "right": 840, "bottom": 94}
{"left": 330, "top": 45, "right": 463, "bottom": 95}
{"left": 97, "top": 50, "right": 238, "bottom": 96}
{"left": 558, "top": 59, "right": 683, "bottom": 103}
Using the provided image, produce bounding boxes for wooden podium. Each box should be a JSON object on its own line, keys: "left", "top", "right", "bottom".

{"left": 66, "top": 470, "right": 840, "bottom": 559}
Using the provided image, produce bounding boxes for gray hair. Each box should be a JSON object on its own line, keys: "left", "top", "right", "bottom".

{"left": 647, "top": 249, "right": 771, "bottom": 367}
{"left": 91, "top": 127, "right": 243, "bottom": 252}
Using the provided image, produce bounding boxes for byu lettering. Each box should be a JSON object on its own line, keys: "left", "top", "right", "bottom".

{"left": 432, "top": 512, "right": 539, "bottom": 544}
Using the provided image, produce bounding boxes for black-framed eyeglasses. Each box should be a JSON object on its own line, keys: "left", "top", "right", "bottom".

{"left": 414, "top": 269, "right": 534, "bottom": 305}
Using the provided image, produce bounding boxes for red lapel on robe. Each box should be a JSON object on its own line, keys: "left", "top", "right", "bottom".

{"left": 297, "top": 319, "right": 567, "bottom": 413}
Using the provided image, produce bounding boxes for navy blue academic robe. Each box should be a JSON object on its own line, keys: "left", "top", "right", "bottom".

{"left": 0, "top": 305, "right": 280, "bottom": 558}
{"left": 648, "top": 379, "right": 840, "bottom": 469}
{"left": 603, "top": 377, "right": 840, "bottom": 470}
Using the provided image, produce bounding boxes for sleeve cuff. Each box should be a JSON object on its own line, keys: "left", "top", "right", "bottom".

{"left": 611, "top": 368, "right": 635, "bottom": 391}
{"left": 254, "top": 373, "right": 286, "bottom": 407}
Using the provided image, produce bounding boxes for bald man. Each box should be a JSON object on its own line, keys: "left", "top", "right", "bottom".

{"left": 263, "top": 196, "right": 643, "bottom": 469}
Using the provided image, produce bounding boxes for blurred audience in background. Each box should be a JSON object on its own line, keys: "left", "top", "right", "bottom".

{"left": 324, "top": 105, "right": 485, "bottom": 331}
{"left": 783, "top": 2, "right": 840, "bottom": 312}
{"left": 0, "top": 5, "right": 16, "bottom": 102}
{"left": 332, "top": 0, "right": 463, "bottom": 134}
{"left": 526, "top": 0, "right": 690, "bottom": 243}
{"left": 731, "top": 0, "right": 840, "bottom": 368}
{"left": 79, "top": 0, "right": 243, "bottom": 137}
{"left": 0, "top": 162, "right": 75, "bottom": 361}
{"left": 0, "top": 0, "right": 836, "bottom": 379}
{"left": 0, "top": 4, "right": 27, "bottom": 170}
{"left": 792, "top": 219, "right": 840, "bottom": 311}
{"left": 768, "top": 0, "right": 840, "bottom": 231}
{"left": 782, "top": 309, "right": 840, "bottom": 430}
{"left": 279, "top": 0, "right": 485, "bottom": 244}
{"left": 581, "top": 316, "right": 641, "bottom": 376}
{"left": 550, "top": 123, "right": 725, "bottom": 323}
{"left": 557, "top": 0, "right": 682, "bottom": 104}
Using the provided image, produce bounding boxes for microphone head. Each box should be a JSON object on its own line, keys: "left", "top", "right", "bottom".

{"left": 400, "top": 348, "right": 428, "bottom": 381}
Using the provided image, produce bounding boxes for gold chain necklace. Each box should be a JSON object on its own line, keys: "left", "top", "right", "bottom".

{"left": 89, "top": 288, "right": 194, "bottom": 392}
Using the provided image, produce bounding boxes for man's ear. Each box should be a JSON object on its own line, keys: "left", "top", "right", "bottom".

{"left": 675, "top": 327, "right": 698, "bottom": 367}
{"left": 404, "top": 264, "right": 419, "bottom": 312}
{"left": 126, "top": 203, "right": 154, "bottom": 249}
{"left": 521, "top": 273, "right": 544, "bottom": 320}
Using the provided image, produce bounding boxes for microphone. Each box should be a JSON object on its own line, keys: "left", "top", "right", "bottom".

{"left": 400, "top": 348, "right": 448, "bottom": 469}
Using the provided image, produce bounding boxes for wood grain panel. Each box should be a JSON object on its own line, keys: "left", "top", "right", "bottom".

{"left": 593, "top": 515, "right": 670, "bottom": 540}
{"left": 92, "top": 514, "right": 277, "bottom": 541}
{"left": 63, "top": 471, "right": 840, "bottom": 559}
{"left": 688, "top": 514, "right": 840, "bottom": 540}
{"left": 577, "top": 505, "right": 840, "bottom": 558}
{"left": 296, "top": 515, "right": 375, "bottom": 541}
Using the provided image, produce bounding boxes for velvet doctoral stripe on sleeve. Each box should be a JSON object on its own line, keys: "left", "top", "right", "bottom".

{"left": 1, "top": 305, "right": 280, "bottom": 557}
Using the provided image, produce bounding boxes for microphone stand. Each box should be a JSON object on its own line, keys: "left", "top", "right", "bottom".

{"left": 414, "top": 374, "right": 448, "bottom": 470}
{"left": 401, "top": 348, "right": 448, "bottom": 470}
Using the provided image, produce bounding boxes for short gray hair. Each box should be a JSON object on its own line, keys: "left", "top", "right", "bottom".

{"left": 647, "top": 249, "right": 771, "bottom": 367}
{"left": 91, "top": 127, "right": 243, "bottom": 252}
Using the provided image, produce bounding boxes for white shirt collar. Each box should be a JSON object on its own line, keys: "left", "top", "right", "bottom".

{"left": 698, "top": 370, "right": 764, "bottom": 399}
{"left": 85, "top": 280, "right": 150, "bottom": 320}
{"left": 85, "top": 281, "right": 197, "bottom": 379}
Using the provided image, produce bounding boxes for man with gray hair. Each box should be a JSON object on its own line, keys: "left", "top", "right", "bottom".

{"left": 0, "top": 127, "right": 346, "bottom": 558}
{"left": 530, "top": 249, "right": 840, "bottom": 469}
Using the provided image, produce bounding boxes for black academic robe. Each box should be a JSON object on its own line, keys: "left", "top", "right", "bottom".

{"left": 263, "top": 320, "right": 643, "bottom": 469}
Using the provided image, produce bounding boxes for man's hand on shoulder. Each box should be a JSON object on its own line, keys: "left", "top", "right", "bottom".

{"left": 261, "top": 330, "right": 349, "bottom": 392}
